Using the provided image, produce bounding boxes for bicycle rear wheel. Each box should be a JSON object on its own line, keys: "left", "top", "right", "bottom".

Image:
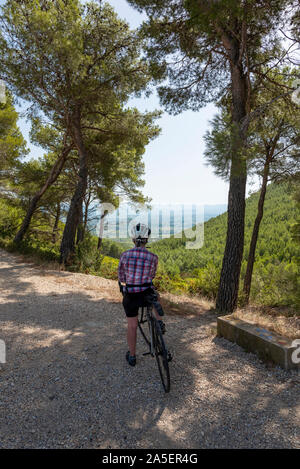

{"left": 154, "top": 320, "right": 170, "bottom": 393}
{"left": 138, "top": 307, "right": 151, "bottom": 347}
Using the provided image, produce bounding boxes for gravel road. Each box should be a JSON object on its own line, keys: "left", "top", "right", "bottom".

{"left": 0, "top": 248, "right": 299, "bottom": 449}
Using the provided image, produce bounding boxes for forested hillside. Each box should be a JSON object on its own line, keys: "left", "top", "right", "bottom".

{"left": 151, "top": 183, "right": 298, "bottom": 273}
{"left": 149, "top": 183, "right": 299, "bottom": 308}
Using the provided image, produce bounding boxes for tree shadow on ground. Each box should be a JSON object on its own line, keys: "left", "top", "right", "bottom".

{"left": 0, "top": 252, "right": 299, "bottom": 449}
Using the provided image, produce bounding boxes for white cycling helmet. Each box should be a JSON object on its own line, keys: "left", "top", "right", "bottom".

{"left": 131, "top": 222, "right": 151, "bottom": 241}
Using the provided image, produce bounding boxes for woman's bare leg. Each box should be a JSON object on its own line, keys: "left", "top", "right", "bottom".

{"left": 127, "top": 316, "right": 138, "bottom": 356}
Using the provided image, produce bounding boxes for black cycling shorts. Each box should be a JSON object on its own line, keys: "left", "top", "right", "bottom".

{"left": 122, "top": 287, "right": 154, "bottom": 318}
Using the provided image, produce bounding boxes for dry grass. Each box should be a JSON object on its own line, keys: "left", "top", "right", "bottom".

{"left": 160, "top": 291, "right": 214, "bottom": 317}
{"left": 232, "top": 305, "right": 300, "bottom": 340}
{"left": 9, "top": 250, "right": 61, "bottom": 271}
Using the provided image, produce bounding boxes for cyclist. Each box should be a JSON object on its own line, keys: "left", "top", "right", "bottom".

{"left": 118, "top": 223, "right": 165, "bottom": 367}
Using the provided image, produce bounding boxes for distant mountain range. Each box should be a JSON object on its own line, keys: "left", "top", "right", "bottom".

{"left": 203, "top": 204, "right": 227, "bottom": 221}
{"left": 94, "top": 203, "right": 227, "bottom": 241}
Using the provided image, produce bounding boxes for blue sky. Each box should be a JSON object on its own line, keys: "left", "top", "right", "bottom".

{"left": 102, "top": 0, "right": 230, "bottom": 205}
{"left": 1, "top": 0, "right": 256, "bottom": 206}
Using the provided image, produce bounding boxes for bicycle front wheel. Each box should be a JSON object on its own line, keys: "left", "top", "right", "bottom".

{"left": 154, "top": 320, "right": 170, "bottom": 393}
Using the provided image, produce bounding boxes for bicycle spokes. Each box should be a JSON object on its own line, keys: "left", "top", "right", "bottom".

{"left": 138, "top": 306, "right": 171, "bottom": 393}
{"left": 154, "top": 322, "right": 170, "bottom": 393}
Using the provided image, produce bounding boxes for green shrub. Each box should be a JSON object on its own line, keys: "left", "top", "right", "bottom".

{"left": 186, "top": 263, "right": 220, "bottom": 299}
{"left": 98, "top": 256, "right": 119, "bottom": 279}
{"left": 250, "top": 261, "right": 300, "bottom": 309}
{"left": 70, "top": 235, "right": 104, "bottom": 274}
{"left": 0, "top": 237, "right": 60, "bottom": 261}
{"left": 0, "top": 200, "right": 23, "bottom": 238}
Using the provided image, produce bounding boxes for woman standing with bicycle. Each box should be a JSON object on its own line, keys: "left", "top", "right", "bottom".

{"left": 118, "top": 223, "right": 165, "bottom": 367}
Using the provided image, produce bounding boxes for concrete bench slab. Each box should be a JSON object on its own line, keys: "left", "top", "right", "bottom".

{"left": 217, "top": 315, "right": 300, "bottom": 371}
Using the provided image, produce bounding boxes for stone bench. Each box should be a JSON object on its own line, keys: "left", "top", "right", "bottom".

{"left": 217, "top": 315, "right": 300, "bottom": 371}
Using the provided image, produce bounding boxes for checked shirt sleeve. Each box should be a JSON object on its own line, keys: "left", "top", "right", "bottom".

{"left": 150, "top": 254, "right": 158, "bottom": 279}
{"left": 118, "top": 254, "right": 126, "bottom": 283}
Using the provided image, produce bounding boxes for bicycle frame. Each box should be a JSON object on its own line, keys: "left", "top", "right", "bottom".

{"left": 139, "top": 305, "right": 171, "bottom": 393}
{"left": 139, "top": 306, "right": 155, "bottom": 357}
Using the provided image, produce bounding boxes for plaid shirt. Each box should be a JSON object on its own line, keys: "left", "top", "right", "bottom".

{"left": 118, "top": 247, "right": 158, "bottom": 293}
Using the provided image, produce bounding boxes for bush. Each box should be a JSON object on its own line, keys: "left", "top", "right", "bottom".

{"left": 250, "top": 261, "right": 300, "bottom": 309}
{"left": 70, "top": 235, "right": 104, "bottom": 274}
{"left": 98, "top": 256, "right": 119, "bottom": 279}
{"left": 100, "top": 239, "right": 131, "bottom": 259}
{"left": 0, "top": 237, "right": 60, "bottom": 261}
{"left": 186, "top": 263, "right": 220, "bottom": 299}
{"left": 0, "top": 201, "right": 23, "bottom": 238}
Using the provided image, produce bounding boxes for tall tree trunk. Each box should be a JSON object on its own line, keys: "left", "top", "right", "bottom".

{"left": 243, "top": 159, "right": 270, "bottom": 304}
{"left": 52, "top": 202, "right": 61, "bottom": 244}
{"left": 97, "top": 209, "right": 107, "bottom": 250}
{"left": 83, "top": 191, "right": 91, "bottom": 237}
{"left": 76, "top": 199, "right": 84, "bottom": 245}
{"left": 60, "top": 113, "right": 88, "bottom": 264}
{"left": 216, "top": 34, "right": 249, "bottom": 313}
{"left": 14, "top": 144, "right": 71, "bottom": 243}
{"left": 76, "top": 190, "right": 91, "bottom": 244}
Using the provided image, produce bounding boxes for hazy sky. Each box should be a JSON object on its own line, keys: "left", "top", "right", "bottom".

{"left": 1, "top": 0, "right": 256, "bottom": 206}
{"left": 102, "top": 0, "right": 230, "bottom": 205}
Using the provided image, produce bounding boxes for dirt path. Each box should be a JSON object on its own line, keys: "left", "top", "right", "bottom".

{"left": 0, "top": 248, "right": 299, "bottom": 449}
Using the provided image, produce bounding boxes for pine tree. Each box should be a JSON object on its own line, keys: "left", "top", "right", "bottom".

{"left": 0, "top": 0, "right": 155, "bottom": 263}
{"left": 205, "top": 69, "right": 300, "bottom": 304}
{"left": 128, "top": 0, "right": 297, "bottom": 312}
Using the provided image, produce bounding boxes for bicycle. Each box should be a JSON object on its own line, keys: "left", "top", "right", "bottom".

{"left": 138, "top": 304, "right": 172, "bottom": 393}
{"left": 119, "top": 281, "right": 172, "bottom": 393}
